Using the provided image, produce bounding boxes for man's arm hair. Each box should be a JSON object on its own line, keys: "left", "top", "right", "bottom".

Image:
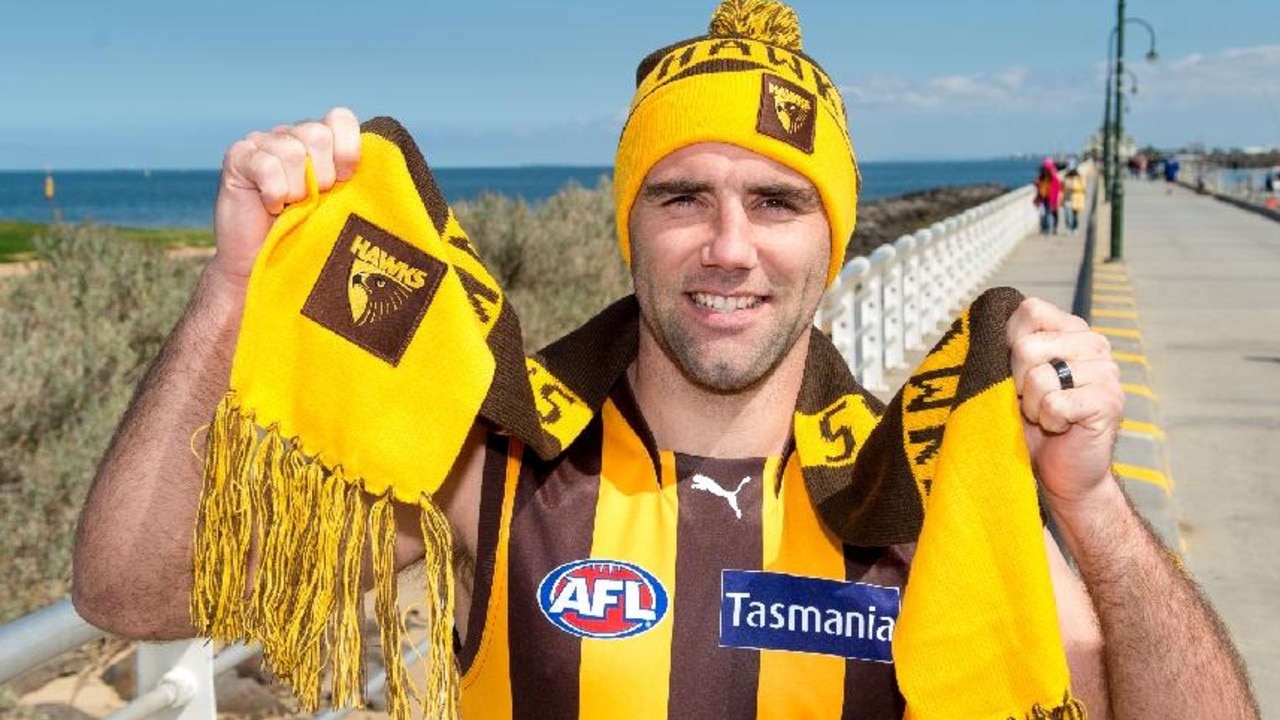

{"left": 71, "top": 266, "right": 243, "bottom": 639}
{"left": 1058, "top": 478, "right": 1259, "bottom": 718}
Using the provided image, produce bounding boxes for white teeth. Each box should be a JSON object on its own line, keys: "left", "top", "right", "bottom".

{"left": 692, "top": 293, "right": 762, "bottom": 312}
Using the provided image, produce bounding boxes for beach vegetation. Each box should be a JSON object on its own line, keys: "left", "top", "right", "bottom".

{"left": 0, "top": 219, "right": 213, "bottom": 263}
{"left": 0, "top": 224, "right": 205, "bottom": 625}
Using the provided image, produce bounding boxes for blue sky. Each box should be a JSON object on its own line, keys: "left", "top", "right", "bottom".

{"left": 3, "top": 0, "right": 1278, "bottom": 169}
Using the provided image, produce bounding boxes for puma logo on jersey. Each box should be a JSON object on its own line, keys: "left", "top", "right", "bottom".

{"left": 691, "top": 474, "right": 752, "bottom": 519}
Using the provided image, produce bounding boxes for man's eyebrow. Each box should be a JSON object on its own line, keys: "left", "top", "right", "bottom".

{"left": 749, "top": 182, "right": 822, "bottom": 208}
{"left": 640, "top": 179, "right": 713, "bottom": 198}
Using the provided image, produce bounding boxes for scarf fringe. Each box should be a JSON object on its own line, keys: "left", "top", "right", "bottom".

{"left": 192, "top": 393, "right": 460, "bottom": 720}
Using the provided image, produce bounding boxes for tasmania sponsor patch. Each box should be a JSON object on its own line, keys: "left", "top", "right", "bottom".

{"left": 538, "top": 559, "right": 669, "bottom": 639}
{"left": 720, "top": 570, "right": 898, "bottom": 662}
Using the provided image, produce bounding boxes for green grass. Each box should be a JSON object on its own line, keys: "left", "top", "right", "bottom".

{"left": 0, "top": 219, "right": 213, "bottom": 263}
{"left": 0, "top": 220, "right": 47, "bottom": 262}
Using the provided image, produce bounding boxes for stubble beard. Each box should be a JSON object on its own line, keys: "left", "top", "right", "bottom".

{"left": 635, "top": 274, "right": 817, "bottom": 395}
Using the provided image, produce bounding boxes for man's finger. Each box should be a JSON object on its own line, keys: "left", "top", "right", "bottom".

{"left": 1010, "top": 330, "right": 1112, "bottom": 395}
{"left": 1034, "top": 381, "right": 1124, "bottom": 435}
{"left": 289, "top": 120, "right": 337, "bottom": 190}
{"left": 251, "top": 133, "right": 309, "bottom": 207}
{"left": 1006, "top": 296, "right": 1090, "bottom": 343}
{"left": 1020, "top": 357, "right": 1121, "bottom": 427}
{"left": 324, "top": 107, "right": 362, "bottom": 181}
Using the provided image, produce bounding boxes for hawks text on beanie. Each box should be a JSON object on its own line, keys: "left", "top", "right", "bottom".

{"left": 614, "top": 0, "right": 860, "bottom": 286}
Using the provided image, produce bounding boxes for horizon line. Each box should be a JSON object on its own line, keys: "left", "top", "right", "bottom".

{"left": 0, "top": 156, "right": 1053, "bottom": 174}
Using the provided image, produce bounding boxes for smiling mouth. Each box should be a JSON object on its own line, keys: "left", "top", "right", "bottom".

{"left": 690, "top": 292, "right": 764, "bottom": 313}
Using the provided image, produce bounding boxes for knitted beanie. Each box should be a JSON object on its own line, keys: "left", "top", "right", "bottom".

{"left": 614, "top": 0, "right": 860, "bottom": 286}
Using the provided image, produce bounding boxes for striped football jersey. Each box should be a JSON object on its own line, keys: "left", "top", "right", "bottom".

{"left": 459, "top": 383, "right": 914, "bottom": 719}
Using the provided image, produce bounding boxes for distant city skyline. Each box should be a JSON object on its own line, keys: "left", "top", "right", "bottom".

{"left": 3, "top": 1, "right": 1278, "bottom": 169}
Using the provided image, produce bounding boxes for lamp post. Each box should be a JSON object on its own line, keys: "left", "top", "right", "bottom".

{"left": 1101, "top": 63, "right": 1144, "bottom": 200}
{"left": 1106, "top": 6, "right": 1158, "bottom": 260}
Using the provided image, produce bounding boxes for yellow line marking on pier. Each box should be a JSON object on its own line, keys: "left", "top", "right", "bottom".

{"left": 1111, "top": 352, "right": 1150, "bottom": 367}
{"left": 1093, "top": 308, "right": 1139, "bottom": 320}
{"left": 1096, "top": 326, "right": 1143, "bottom": 340}
{"left": 1113, "top": 463, "right": 1172, "bottom": 493}
{"left": 1094, "top": 294, "right": 1135, "bottom": 305}
{"left": 1121, "top": 419, "right": 1166, "bottom": 440}
{"left": 1094, "top": 284, "right": 1132, "bottom": 293}
{"left": 1122, "top": 383, "right": 1157, "bottom": 400}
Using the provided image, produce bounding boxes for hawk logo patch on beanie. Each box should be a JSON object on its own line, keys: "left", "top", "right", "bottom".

{"left": 302, "top": 213, "right": 446, "bottom": 366}
{"left": 757, "top": 73, "right": 815, "bottom": 153}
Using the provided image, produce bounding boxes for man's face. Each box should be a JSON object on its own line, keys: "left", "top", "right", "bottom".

{"left": 629, "top": 142, "right": 831, "bottom": 393}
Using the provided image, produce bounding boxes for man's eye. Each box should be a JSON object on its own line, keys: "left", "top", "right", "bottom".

{"left": 663, "top": 194, "right": 698, "bottom": 207}
{"left": 759, "top": 197, "right": 799, "bottom": 212}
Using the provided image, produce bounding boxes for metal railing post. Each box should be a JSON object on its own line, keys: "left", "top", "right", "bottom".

{"left": 895, "top": 234, "right": 922, "bottom": 351}
{"left": 873, "top": 245, "right": 905, "bottom": 370}
{"left": 119, "top": 640, "right": 216, "bottom": 720}
{"left": 0, "top": 599, "right": 105, "bottom": 685}
{"left": 856, "top": 255, "right": 886, "bottom": 392}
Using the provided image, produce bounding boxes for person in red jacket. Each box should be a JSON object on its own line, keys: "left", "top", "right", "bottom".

{"left": 1034, "top": 157, "right": 1063, "bottom": 235}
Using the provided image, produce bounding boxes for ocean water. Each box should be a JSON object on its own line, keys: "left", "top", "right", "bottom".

{"left": 0, "top": 159, "right": 1037, "bottom": 229}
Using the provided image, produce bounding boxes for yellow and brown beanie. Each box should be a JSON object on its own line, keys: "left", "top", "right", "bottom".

{"left": 614, "top": 0, "right": 860, "bottom": 286}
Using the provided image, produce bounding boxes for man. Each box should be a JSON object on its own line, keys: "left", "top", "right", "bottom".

{"left": 72, "top": 2, "right": 1256, "bottom": 718}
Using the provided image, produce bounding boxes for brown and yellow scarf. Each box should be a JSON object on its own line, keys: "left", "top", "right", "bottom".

{"left": 193, "top": 118, "right": 1084, "bottom": 719}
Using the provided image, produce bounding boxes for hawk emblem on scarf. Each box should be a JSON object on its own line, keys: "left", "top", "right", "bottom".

{"left": 348, "top": 258, "right": 412, "bottom": 326}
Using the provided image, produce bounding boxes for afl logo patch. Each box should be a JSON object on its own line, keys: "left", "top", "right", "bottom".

{"left": 537, "top": 559, "right": 669, "bottom": 639}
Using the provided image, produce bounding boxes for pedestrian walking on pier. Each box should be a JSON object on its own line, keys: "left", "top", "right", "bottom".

{"left": 1163, "top": 156, "right": 1181, "bottom": 194}
{"left": 1063, "top": 161, "right": 1085, "bottom": 233}
{"left": 1034, "top": 157, "right": 1062, "bottom": 234}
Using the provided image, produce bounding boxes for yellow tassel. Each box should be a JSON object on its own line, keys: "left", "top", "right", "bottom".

{"left": 191, "top": 395, "right": 461, "bottom": 717}
{"left": 329, "top": 476, "right": 368, "bottom": 709}
{"left": 708, "top": 0, "right": 802, "bottom": 51}
{"left": 295, "top": 460, "right": 344, "bottom": 707}
{"left": 248, "top": 433, "right": 338, "bottom": 710}
{"left": 371, "top": 494, "right": 413, "bottom": 720}
{"left": 191, "top": 394, "right": 255, "bottom": 640}
{"left": 248, "top": 426, "right": 286, "bottom": 666}
{"left": 419, "top": 498, "right": 460, "bottom": 718}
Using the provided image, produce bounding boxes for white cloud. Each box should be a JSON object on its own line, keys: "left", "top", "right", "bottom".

{"left": 843, "top": 45, "right": 1280, "bottom": 120}
{"left": 1144, "top": 45, "right": 1280, "bottom": 107}
{"left": 841, "top": 66, "right": 1090, "bottom": 115}
{"left": 1169, "top": 53, "right": 1204, "bottom": 72}
{"left": 995, "top": 67, "right": 1030, "bottom": 89}
{"left": 838, "top": 45, "right": 1280, "bottom": 156}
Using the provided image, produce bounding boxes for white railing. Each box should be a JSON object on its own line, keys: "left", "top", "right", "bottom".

{"left": 816, "top": 184, "right": 1039, "bottom": 391}
{"left": 1187, "top": 162, "right": 1279, "bottom": 202}
{"left": 0, "top": 598, "right": 410, "bottom": 719}
{"left": 1184, "top": 161, "right": 1280, "bottom": 214}
{"left": 0, "top": 183, "right": 1040, "bottom": 718}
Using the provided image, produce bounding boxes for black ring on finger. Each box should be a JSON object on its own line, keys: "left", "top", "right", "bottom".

{"left": 1049, "top": 357, "right": 1074, "bottom": 390}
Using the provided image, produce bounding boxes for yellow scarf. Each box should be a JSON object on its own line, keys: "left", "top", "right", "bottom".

{"left": 192, "top": 118, "right": 1084, "bottom": 719}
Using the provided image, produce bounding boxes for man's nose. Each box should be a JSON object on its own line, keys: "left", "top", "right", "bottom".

{"left": 702, "top": 202, "right": 758, "bottom": 269}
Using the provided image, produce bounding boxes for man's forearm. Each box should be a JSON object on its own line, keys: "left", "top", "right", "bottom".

{"left": 1054, "top": 477, "right": 1259, "bottom": 719}
{"left": 72, "top": 264, "right": 244, "bottom": 639}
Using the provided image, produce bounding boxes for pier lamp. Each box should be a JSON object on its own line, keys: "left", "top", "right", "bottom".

{"left": 1106, "top": 2, "right": 1158, "bottom": 261}
{"left": 1102, "top": 15, "right": 1158, "bottom": 203}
